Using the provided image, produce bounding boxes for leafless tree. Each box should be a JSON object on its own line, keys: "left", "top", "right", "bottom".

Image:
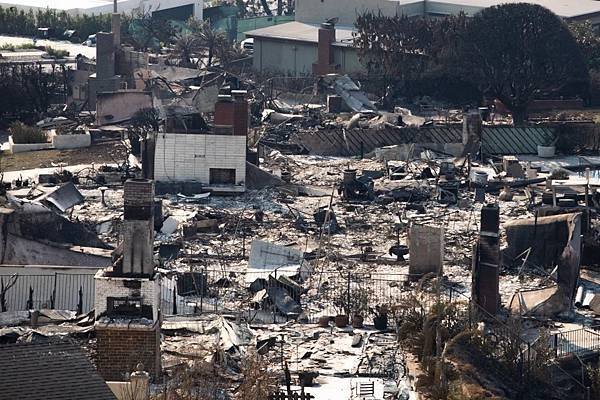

{"left": 0, "top": 274, "right": 18, "bottom": 312}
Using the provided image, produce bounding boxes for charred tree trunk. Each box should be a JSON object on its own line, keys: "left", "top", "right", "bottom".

{"left": 260, "top": 0, "right": 273, "bottom": 15}
{"left": 511, "top": 107, "right": 528, "bottom": 126}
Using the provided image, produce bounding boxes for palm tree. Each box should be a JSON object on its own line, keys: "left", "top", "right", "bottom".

{"left": 188, "top": 19, "right": 231, "bottom": 68}
{"left": 172, "top": 34, "right": 200, "bottom": 68}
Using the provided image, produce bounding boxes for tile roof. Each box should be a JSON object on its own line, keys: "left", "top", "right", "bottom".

{"left": 0, "top": 341, "right": 117, "bottom": 400}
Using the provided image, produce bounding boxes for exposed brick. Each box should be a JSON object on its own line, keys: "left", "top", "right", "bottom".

{"left": 96, "top": 326, "right": 161, "bottom": 382}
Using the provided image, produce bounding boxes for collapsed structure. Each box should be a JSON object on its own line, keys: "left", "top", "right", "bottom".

{"left": 3, "top": 4, "right": 600, "bottom": 400}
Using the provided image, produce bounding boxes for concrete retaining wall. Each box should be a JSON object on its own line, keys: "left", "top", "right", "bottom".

{"left": 8, "top": 136, "right": 52, "bottom": 154}
{"left": 52, "top": 133, "right": 91, "bottom": 149}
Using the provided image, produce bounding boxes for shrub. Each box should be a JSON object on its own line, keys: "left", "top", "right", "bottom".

{"left": 45, "top": 47, "right": 69, "bottom": 59}
{"left": 9, "top": 122, "right": 47, "bottom": 144}
{"left": 17, "top": 43, "right": 37, "bottom": 50}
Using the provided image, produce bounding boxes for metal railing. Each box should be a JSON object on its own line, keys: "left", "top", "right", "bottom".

{"left": 552, "top": 326, "right": 600, "bottom": 358}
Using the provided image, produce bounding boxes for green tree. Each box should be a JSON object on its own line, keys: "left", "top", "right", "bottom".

{"left": 0, "top": 5, "right": 110, "bottom": 40}
{"left": 569, "top": 21, "right": 600, "bottom": 70}
{"left": 457, "top": 3, "right": 589, "bottom": 124}
{"left": 172, "top": 33, "right": 201, "bottom": 68}
{"left": 187, "top": 19, "right": 233, "bottom": 67}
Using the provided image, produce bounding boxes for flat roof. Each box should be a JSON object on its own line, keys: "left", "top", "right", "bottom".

{"left": 426, "top": 0, "right": 600, "bottom": 18}
{"left": 245, "top": 21, "right": 355, "bottom": 47}
{"left": 0, "top": 0, "right": 116, "bottom": 10}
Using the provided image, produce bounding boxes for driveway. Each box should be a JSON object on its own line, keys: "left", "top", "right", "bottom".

{"left": 0, "top": 35, "right": 96, "bottom": 59}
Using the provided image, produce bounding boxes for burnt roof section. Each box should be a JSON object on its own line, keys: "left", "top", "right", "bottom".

{"left": 0, "top": 341, "right": 117, "bottom": 400}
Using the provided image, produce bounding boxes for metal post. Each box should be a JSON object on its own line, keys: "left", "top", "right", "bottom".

{"left": 51, "top": 273, "right": 57, "bottom": 309}
{"left": 347, "top": 272, "right": 351, "bottom": 316}
{"left": 77, "top": 286, "right": 83, "bottom": 315}
{"left": 200, "top": 269, "right": 204, "bottom": 313}
{"left": 273, "top": 269, "right": 277, "bottom": 324}
{"left": 242, "top": 231, "right": 246, "bottom": 258}
{"left": 172, "top": 286, "right": 177, "bottom": 315}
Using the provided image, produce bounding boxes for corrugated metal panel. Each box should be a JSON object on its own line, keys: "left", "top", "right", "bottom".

{"left": 294, "top": 126, "right": 462, "bottom": 156}
{"left": 0, "top": 273, "right": 95, "bottom": 312}
{"left": 293, "top": 125, "right": 555, "bottom": 156}
{"left": 482, "top": 126, "right": 555, "bottom": 155}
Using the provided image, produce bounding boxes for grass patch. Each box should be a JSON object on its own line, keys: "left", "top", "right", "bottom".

{"left": 16, "top": 43, "right": 38, "bottom": 50}
{"left": 0, "top": 43, "right": 40, "bottom": 52}
{"left": 45, "top": 46, "right": 69, "bottom": 59}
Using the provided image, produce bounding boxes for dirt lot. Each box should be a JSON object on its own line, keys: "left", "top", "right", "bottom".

{"left": 0, "top": 142, "right": 127, "bottom": 172}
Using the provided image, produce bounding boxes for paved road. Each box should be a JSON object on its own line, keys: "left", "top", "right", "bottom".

{"left": 0, "top": 35, "right": 96, "bottom": 59}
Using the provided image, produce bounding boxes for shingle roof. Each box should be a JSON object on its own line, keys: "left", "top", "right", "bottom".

{"left": 0, "top": 341, "right": 117, "bottom": 400}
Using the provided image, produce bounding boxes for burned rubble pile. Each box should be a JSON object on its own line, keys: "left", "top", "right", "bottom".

{"left": 2, "top": 55, "right": 600, "bottom": 399}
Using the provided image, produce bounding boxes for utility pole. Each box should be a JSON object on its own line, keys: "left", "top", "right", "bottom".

{"left": 113, "top": 0, "right": 117, "bottom": 13}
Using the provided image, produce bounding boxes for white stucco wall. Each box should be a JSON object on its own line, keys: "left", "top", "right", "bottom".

{"left": 295, "top": 0, "right": 424, "bottom": 25}
{"left": 154, "top": 133, "right": 247, "bottom": 186}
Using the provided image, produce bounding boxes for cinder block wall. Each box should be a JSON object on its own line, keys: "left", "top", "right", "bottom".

{"left": 154, "top": 134, "right": 246, "bottom": 183}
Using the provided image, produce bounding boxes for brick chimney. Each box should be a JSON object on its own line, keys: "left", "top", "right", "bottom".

{"left": 214, "top": 95, "right": 234, "bottom": 134}
{"left": 232, "top": 90, "right": 248, "bottom": 136}
{"left": 312, "top": 22, "right": 338, "bottom": 76}
{"left": 213, "top": 91, "right": 248, "bottom": 136}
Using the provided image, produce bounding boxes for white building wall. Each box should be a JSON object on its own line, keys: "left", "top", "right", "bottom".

{"left": 83, "top": 0, "right": 204, "bottom": 19}
{"left": 94, "top": 271, "right": 161, "bottom": 321}
{"left": 253, "top": 38, "right": 366, "bottom": 76}
{"left": 0, "top": 0, "right": 203, "bottom": 19}
{"left": 253, "top": 39, "right": 317, "bottom": 76}
{"left": 154, "top": 133, "right": 247, "bottom": 185}
{"left": 295, "top": 0, "right": 424, "bottom": 26}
